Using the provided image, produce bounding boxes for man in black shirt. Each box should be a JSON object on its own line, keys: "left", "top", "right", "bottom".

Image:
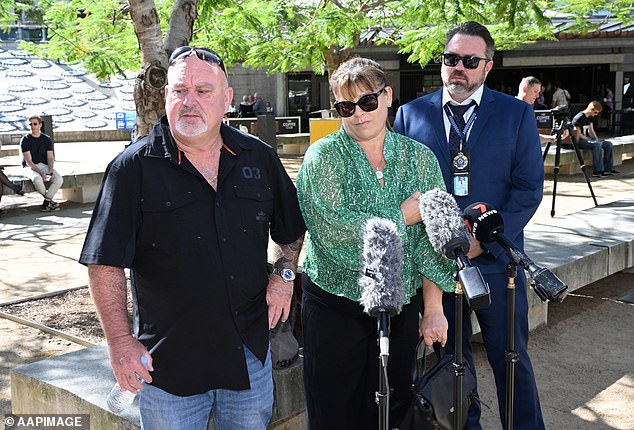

{"left": 20, "top": 115, "right": 63, "bottom": 211}
{"left": 572, "top": 101, "right": 617, "bottom": 177}
{"left": 80, "top": 46, "right": 305, "bottom": 429}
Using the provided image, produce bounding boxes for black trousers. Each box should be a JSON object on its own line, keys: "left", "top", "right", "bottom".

{"left": 301, "top": 274, "right": 420, "bottom": 430}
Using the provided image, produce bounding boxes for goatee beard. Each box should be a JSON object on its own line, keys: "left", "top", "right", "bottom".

{"left": 175, "top": 110, "right": 207, "bottom": 137}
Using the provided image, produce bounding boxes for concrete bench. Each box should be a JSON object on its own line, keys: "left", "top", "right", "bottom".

{"left": 4, "top": 171, "right": 105, "bottom": 204}
{"left": 277, "top": 133, "right": 310, "bottom": 155}
{"left": 0, "top": 147, "right": 19, "bottom": 157}
{"left": 1, "top": 140, "right": 127, "bottom": 204}
{"left": 11, "top": 345, "right": 307, "bottom": 430}
{"left": 522, "top": 199, "right": 634, "bottom": 328}
{"left": 465, "top": 198, "right": 634, "bottom": 336}
{"left": 542, "top": 134, "right": 634, "bottom": 175}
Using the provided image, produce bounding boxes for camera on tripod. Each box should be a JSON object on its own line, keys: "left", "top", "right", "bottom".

{"left": 550, "top": 105, "right": 571, "bottom": 119}
{"left": 537, "top": 103, "right": 599, "bottom": 216}
{"left": 550, "top": 105, "right": 571, "bottom": 132}
{"left": 535, "top": 105, "right": 571, "bottom": 134}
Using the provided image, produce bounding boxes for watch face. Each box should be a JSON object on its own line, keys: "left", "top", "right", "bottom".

{"left": 280, "top": 268, "right": 295, "bottom": 282}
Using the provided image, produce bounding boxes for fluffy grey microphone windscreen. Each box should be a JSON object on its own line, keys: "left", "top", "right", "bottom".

{"left": 419, "top": 188, "right": 471, "bottom": 259}
{"left": 359, "top": 217, "right": 405, "bottom": 317}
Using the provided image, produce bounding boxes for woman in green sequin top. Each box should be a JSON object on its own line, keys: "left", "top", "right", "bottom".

{"left": 296, "top": 57, "right": 456, "bottom": 429}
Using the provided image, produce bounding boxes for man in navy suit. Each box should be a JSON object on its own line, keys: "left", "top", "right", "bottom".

{"left": 394, "top": 22, "right": 545, "bottom": 429}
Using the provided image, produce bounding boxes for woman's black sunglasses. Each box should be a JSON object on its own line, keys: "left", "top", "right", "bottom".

{"left": 441, "top": 53, "right": 490, "bottom": 69}
{"left": 334, "top": 87, "right": 386, "bottom": 118}
{"left": 169, "top": 46, "right": 227, "bottom": 77}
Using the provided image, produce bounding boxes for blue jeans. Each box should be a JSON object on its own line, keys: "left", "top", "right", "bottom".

{"left": 139, "top": 346, "right": 273, "bottom": 430}
{"left": 577, "top": 139, "right": 614, "bottom": 172}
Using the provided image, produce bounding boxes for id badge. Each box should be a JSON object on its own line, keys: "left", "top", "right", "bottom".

{"left": 453, "top": 173, "right": 470, "bottom": 197}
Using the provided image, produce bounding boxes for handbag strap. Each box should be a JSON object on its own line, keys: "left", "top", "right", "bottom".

{"left": 411, "top": 337, "right": 447, "bottom": 383}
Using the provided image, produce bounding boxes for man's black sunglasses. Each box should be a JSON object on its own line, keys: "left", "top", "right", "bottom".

{"left": 441, "top": 53, "right": 490, "bottom": 69}
{"left": 333, "top": 88, "right": 386, "bottom": 118}
{"left": 169, "top": 46, "right": 227, "bottom": 76}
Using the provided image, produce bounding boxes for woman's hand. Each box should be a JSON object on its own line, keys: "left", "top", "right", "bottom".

{"left": 420, "top": 307, "right": 449, "bottom": 347}
{"left": 420, "top": 279, "right": 449, "bottom": 347}
{"left": 400, "top": 192, "right": 422, "bottom": 226}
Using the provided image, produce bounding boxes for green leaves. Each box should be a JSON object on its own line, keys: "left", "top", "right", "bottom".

{"left": 19, "top": 0, "right": 140, "bottom": 80}
{"left": 6, "top": 0, "right": 632, "bottom": 81}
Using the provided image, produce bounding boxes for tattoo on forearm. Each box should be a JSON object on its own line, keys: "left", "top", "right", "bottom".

{"left": 273, "top": 236, "right": 304, "bottom": 270}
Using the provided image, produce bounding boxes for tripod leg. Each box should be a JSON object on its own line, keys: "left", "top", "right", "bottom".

{"left": 542, "top": 140, "right": 552, "bottom": 163}
{"left": 454, "top": 281, "right": 465, "bottom": 430}
{"left": 504, "top": 264, "right": 519, "bottom": 430}
{"left": 567, "top": 124, "right": 599, "bottom": 206}
{"left": 550, "top": 136, "right": 563, "bottom": 217}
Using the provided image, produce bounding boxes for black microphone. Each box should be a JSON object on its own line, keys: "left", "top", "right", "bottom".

{"left": 463, "top": 202, "right": 568, "bottom": 303}
{"left": 359, "top": 217, "right": 405, "bottom": 366}
{"left": 419, "top": 188, "right": 491, "bottom": 310}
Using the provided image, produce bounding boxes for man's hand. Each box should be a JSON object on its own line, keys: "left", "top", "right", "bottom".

{"left": 108, "top": 334, "right": 153, "bottom": 393}
{"left": 266, "top": 276, "right": 293, "bottom": 328}
{"left": 466, "top": 237, "right": 485, "bottom": 259}
{"left": 269, "top": 235, "right": 304, "bottom": 328}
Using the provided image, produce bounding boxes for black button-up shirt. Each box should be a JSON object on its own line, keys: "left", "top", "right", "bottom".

{"left": 80, "top": 118, "right": 305, "bottom": 395}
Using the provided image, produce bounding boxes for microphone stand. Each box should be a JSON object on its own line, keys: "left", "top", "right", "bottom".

{"left": 376, "top": 313, "right": 390, "bottom": 430}
{"left": 452, "top": 277, "right": 465, "bottom": 430}
{"left": 504, "top": 263, "right": 519, "bottom": 430}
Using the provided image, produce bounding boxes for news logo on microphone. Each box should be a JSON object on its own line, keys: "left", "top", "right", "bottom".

{"left": 463, "top": 202, "right": 568, "bottom": 303}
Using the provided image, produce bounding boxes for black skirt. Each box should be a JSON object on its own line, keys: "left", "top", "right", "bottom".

{"left": 301, "top": 274, "right": 421, "bottom": 430}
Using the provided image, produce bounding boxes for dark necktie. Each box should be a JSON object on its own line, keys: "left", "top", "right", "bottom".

{"left": 447, "top": 101, "right": 476, "bottom": 149}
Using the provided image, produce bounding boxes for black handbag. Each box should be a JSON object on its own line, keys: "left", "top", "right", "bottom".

{"left": 399, "top": 337, "right": 477, "bottom": 430}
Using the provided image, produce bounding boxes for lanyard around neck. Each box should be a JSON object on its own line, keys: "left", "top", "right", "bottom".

{"left": 444, "top": 103, "right": 478, "bottom": 145}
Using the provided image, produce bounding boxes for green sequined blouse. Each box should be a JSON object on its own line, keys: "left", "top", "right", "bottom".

{"left": 296, "top": 127, "right": 456, "bottom": 303}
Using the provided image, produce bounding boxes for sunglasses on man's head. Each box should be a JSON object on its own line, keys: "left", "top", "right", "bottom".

{"left": 441, "top": 53, "right": 490, "bottom": 69}
{"left": 169, "top": 46, "right": 227, "bottom": 77}
{"left": 334, "top": 88, "right": 386, "bottom": 118}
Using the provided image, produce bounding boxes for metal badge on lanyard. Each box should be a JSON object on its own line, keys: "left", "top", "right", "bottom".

{"left": 444, "top": 103, "right": 477, "bottom": 197}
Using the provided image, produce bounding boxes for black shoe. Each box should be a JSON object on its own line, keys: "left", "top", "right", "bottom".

{"left": 609, "top": 170, "right": 619, "bottom": 174}
{"left": 40, "top": 200, "right": 60, "bottom": 212}
{"left": 592, "top": 171, "right": 602, "bottom": 178}
{"left": 13, "top": 182, "right": 24, "bottom": 195}
{"left": 600, "top": 172, "right": 610, "bottom": 177}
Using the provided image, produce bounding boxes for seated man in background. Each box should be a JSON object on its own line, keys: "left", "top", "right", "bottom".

{"left": 20, "top": 115, "right": 63, "bottom": 211}
{"left": 572, "top": 101, "right": 617, "bottom": 178}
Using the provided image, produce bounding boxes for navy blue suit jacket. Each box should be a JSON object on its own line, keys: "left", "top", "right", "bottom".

{"left": 394, "top": 86, "right": 544, "bottom": 274}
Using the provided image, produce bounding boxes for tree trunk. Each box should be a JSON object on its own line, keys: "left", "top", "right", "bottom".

{"left": 164, "top": 0, "right": 199, "bottom": 54}
{"left": 128, "top": 0, "right": 167, "bottom": 137}
{"left": 324, "top": 45, "right": 353, "bottom": 108}
{"left": 128, "top": 0, "right": 200, "bottom": 137}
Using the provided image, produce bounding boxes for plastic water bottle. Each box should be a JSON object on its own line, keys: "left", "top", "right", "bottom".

{"left": 106, "top": 355, "right": 148, "bottom": 414}
{"left": 106, "top": 382, "right": 138, "bottom": 414}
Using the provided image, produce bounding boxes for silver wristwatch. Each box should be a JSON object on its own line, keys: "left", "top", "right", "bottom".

{"left": 272, "top": 267, "right": 296, "bottom": 282}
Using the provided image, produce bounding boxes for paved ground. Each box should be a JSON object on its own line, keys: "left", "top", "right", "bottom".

{"left": 0, "top": 141, "right": 633, "bottom": 428}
